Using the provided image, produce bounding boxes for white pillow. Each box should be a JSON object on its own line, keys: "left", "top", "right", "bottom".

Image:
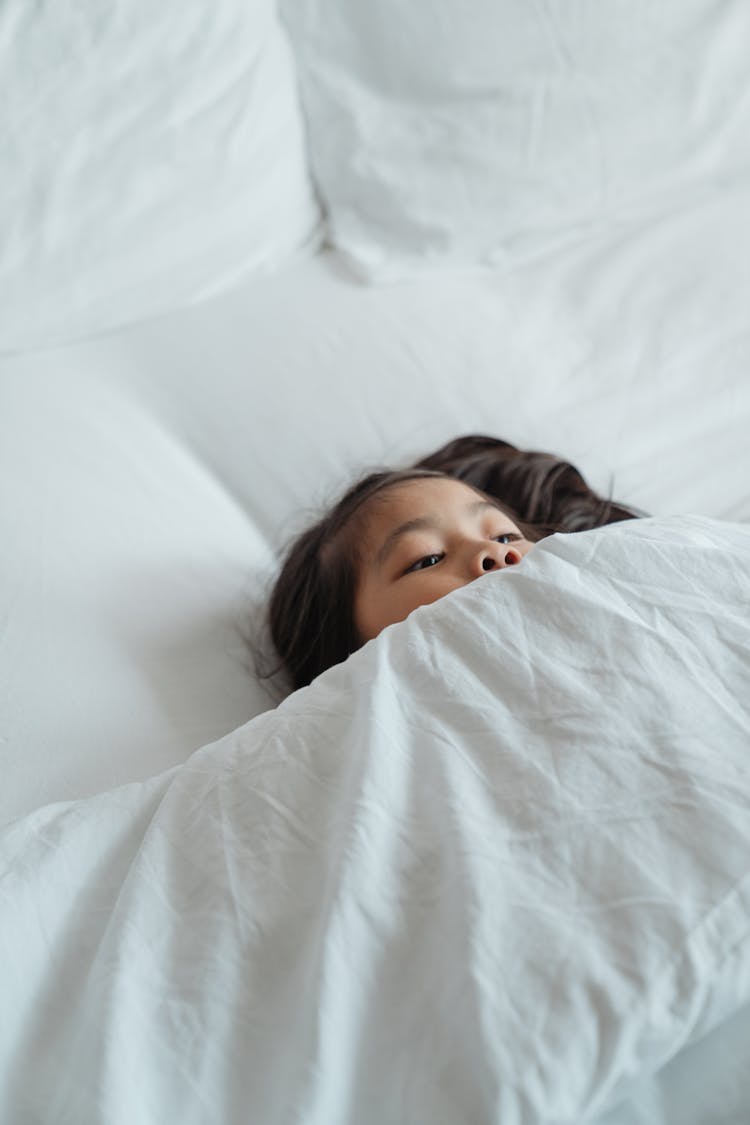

{"left": 0, "top": 0, "right": 321, "bottom": 350}
{"left": 282, "top": 0, "right": 750, "bottom": 279}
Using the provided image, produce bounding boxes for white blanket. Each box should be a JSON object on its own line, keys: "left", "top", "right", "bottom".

{"left": 2, "top": 516, "right": 750, "bottom": 1125}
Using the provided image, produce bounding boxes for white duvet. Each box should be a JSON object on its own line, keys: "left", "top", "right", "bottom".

{"left": 2, "top": 516, "right": 749, "bottom": 1125}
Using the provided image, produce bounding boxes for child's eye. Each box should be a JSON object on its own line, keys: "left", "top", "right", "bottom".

{"left": 494, "top": 533, "right": 521, "bottom": 544}
{"left": 405, "top": 553, "right": 444, "bottom": 574}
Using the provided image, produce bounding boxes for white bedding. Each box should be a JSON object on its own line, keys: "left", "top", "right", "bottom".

{"left": 2, "top": 187, "right": 749, "bottom": 825}
{"left": 3, "top": 515, "right": 749, "bottom": 1124}
{"left": 3, "top": 4, "right": 750, "bottom": 1120}
{"left": 0, "top": 0, "right": 320, "bottom": 349}
{"left": 282, "top": 0, "right": 750, "bottom": 280}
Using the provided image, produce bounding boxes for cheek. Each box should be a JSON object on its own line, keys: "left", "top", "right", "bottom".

{"left": 352, "top": 587, "right": 375, "bottom": 643}
{"left": 353, "top": 578, "right": 394, "bottom": 644}
{"left": 355, "top": 573, "right": 467, "bottom": 643}
{"left": 400, "top": 572, "right": 468, "bottom": 621}
{"left": 410, "top": 574, "right": 459, "bottom": 605}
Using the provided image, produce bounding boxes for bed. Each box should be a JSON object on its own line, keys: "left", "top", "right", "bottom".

{"left": 2, "top": 1, "right": 749, "bottom": 1122}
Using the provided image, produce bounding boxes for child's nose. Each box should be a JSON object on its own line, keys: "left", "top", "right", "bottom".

{"left": 473, "top": 542, "right": 523, "bottom": 576}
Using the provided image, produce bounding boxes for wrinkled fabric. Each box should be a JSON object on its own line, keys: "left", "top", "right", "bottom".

{"left": 0, "top": 0, "right": 320, "bottom": 350}
{"left": 283, "top": 0, "right": 750, "bottom": 281}
{"left": 2, "top": 516, "right": 749, "bottom": 1125}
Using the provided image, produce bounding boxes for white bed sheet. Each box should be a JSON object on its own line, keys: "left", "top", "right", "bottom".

{"left": 3, "top": 516, "right": 749, "bottom": 1125}
{"left": 2, "top": 160, "right": 750, "bottom": 826}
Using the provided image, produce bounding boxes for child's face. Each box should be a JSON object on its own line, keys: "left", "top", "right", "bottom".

{"left": 353, "top": 477, "right": 535, "bottom": 643}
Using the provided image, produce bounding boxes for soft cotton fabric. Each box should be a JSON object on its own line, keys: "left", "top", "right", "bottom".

{"left": 2, "top": 516, "right": 749, "bottom": 1124}
{"left": 0, "top": 0, "right": 321, "bottom": 349}
{"left": 282, "top": 0, "right": 750, "bottom": 279}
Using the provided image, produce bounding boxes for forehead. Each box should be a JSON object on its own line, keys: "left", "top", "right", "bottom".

{"left": 364, "top": 477, "right": 488, "bottom": 529}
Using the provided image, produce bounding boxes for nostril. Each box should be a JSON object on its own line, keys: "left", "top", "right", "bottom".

{"left": 505, "top": 551, "right": 518, "bottom": 566}
{"left": 482, "top": 556, "right": 495, "bottom": 571}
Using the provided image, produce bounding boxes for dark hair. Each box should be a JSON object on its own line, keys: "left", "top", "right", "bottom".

{"left": 414, "top": 434, "right": 640, "bottom": 535}
{"left": 268, "top": 436, "right": 641, "bottom": 691}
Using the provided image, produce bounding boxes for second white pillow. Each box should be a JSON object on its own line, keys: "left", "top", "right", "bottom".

{"left": 283, "top": 0, "right": 750, "bottom": 279}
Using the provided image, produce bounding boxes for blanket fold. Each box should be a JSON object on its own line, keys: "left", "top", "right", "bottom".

{"left": 2, "top": 516, "right": 749, "bottom": 1125}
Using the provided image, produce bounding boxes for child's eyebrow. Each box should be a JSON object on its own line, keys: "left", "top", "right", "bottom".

{"left": 376, "top": 517, "right": 434, "bottom": 567}
{"left": 375, "top": 500, "right": 504, "bottom": 569}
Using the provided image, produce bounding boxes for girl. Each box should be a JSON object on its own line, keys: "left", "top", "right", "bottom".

{"left": 268, "top": 435, "right": 641, "bottom": 691}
